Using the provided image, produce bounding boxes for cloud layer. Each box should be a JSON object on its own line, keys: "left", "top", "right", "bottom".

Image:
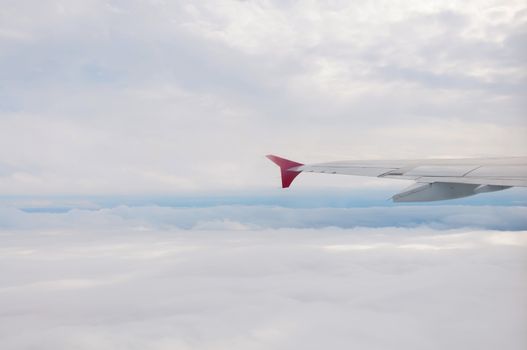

{"left": 1, "top": 224, "right": 526, "bottom": 350}
{"left": 1, "top": 203, "right": 527, "bottom": 231}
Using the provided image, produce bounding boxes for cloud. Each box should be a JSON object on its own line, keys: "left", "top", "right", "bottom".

{"left": 0, "top": 0, "right": 525, "bottom": 194}
{"left": 0, "top": 224, "right": 525, "bottom": 349}
{"left": 1, "top": 3, "right": 525, "bottom": 348}
{"left": 1, "top": 203, "right": 526, "bottom": 231}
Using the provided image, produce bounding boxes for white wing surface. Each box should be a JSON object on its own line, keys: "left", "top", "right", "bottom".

{"left": 266, "top": 155, "right": 527, "bottom": 202}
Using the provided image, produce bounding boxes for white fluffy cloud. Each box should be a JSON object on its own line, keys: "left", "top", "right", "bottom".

{"left": 0, "top": 0, "right": 526, "bottom": 194}
{"left": 0, "top": 224, "right": 526, "bottom": 349}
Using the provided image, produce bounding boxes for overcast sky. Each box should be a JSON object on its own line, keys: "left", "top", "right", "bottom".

{"left": 1, "top": 2, "right": 527, "bottom": 349}
{"left": 1, "top": 0, "right": 526, "bottom": 195}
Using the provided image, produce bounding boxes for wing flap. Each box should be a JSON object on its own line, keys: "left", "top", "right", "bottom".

{"left": 410, "top": 176, "right": 527, "bottom": 187}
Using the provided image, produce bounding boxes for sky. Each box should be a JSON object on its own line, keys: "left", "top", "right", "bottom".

{"left": 0, "top": 0, "right": 526, "bottom": 194}
{"left": 0, "top": 1, "right": 526, "bottom": 349}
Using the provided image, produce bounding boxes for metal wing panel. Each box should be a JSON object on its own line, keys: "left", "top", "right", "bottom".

{"left": 297, "top": 164, "right": 398, "bottom": 177}
{"left": 465, "top": 165, "right": 527, "bottom": 178}
{"left": 402, "top": 165, "right": 527, "bottom": 187}
{"left": 297, "top": 162, "right": 527, "bottom": 187}
{"left": 412, "top": 176, "right": 527, "bottom": 187}
{"left": 403, "top": 165, "right": 479, "bottom": 177}
{"left": 296, "top": 160, "right": 417, "bottom": 177}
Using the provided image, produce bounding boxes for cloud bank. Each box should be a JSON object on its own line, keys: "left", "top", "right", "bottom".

{"left": 1, "top": 204, "right": 527, "bottom": 231}
{"left": 0, "top": 224, "right": 526, "bottom": 350}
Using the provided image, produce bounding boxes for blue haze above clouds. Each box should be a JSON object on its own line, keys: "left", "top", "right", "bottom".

{"left": 0, "top": 1, "right": 526, "bottom": 349}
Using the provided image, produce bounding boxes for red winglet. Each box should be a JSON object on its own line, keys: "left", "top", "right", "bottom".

{"left": 266, "top": 155, "right": 304, "bottom": 188}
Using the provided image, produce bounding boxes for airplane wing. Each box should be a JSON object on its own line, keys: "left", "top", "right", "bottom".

{"left": 266, "top": 155, "right": 527, "bottom": 202}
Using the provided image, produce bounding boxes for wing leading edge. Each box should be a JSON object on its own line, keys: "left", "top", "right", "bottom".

{"left": 266, "top": 154, "right": 527, "bottom": 202}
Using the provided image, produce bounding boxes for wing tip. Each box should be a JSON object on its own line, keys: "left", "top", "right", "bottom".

{"left": 266, "top": 155, "right": 304, "bottom": 188}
